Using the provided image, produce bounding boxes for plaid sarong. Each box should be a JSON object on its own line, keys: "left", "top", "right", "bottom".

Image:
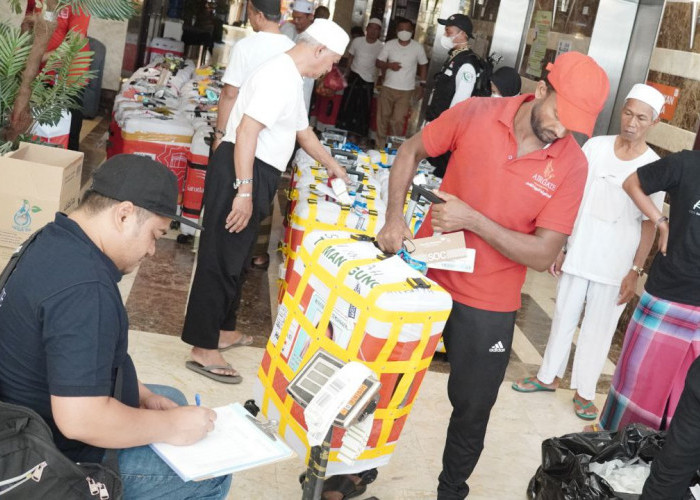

{"left": 600, "top": 291, "right": 700, "bottom": 431}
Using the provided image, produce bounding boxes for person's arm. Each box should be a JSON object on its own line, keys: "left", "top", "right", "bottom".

{"left": 225, "top": 114, "right": 264, "bottom": 233}
{"left": 417, "top": 62, "right": 428, "bottom": 83}
{"left": 296, "top": 127, "right": 350, "bottom": 182}
{"left": 138, "top": 381, "right": 178, "bottom": 410}
{"left": 430, "top": 192, "right": 568, "bottom": 271}
{"left": 376, "top": 132, "right": 428, "bottom": 253}
{"left": 449, "top": 63, "right": 476, "bottom": 107}
{"left": 344, "top": 54, "right": 354, "bottom": 76}
{"left": 51, "top": 395, "right": 216, "bottom": 448}
{"left": 617, "top": 219, "right": 656, "bottom": 304}
{"left": 212, "top": 84, "right": 238, "bottom": 151}
{"left": 623, "top": 172, "right": 668, "bottom": 255}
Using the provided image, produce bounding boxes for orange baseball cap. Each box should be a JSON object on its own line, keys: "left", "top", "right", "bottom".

{"left": 545, "top": 52, "right": 610, "bottom": 137}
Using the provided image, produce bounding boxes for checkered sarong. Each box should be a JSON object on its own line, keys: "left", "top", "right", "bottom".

{"left": 600, "top": 291, "right": 700, "bottom": 431}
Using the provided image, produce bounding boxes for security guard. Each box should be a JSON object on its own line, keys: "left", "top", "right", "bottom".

{"left": 426, "top": 14, "right": 482, "bottom": 122}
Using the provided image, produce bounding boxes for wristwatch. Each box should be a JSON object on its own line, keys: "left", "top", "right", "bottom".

{"left": 631, "top": 265, "right": 644, "bottom": 277}
{"left": 233, "top": 178, "right": 253, "bottom": 189}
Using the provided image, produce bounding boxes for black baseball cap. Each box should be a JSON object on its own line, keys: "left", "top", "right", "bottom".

{"left": 437, "top": 14, "right": 474, "bottom": 39}
{"left": 91, "top": 154, "right": 203, "bottom": 230}
{"left": 251, "top": 0, "right": 281, "bottom": 16}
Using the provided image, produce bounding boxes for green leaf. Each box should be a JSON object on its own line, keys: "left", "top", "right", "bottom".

{"left": 31, "top": 206, "right": 42, "bottom": 213}
{"left": 57, "top": 0, "right": 139, "bottom": 20}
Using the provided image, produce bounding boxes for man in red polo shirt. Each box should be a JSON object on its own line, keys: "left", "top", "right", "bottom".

{"left": 377, "top": 52, "right": 610, "bottom": 499}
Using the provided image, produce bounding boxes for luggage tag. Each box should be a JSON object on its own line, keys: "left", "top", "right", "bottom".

{"left": 409, "top": 232, "right": 476, "bottom": 273}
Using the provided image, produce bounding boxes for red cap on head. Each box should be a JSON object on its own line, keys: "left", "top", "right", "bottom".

{"left": 545, "top": 52, "right": 610, "bottom": 137}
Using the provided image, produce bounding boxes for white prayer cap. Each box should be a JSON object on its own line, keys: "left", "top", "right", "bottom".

{"left": 305, "top": 19, "right": 350, "bottom": 55}
{"left": 625, "top": 83, "right": 665, "bottom": 119}
{"left": 367, "top": 18, "right": 382, "bottom": 27}
{"left": 292, "top": 0, "right": 314, "bottom": 14}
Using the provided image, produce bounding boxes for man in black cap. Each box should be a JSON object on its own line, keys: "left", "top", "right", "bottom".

{"left": 426, "top": 14, "right": 487, "bottom": 177}
{"left": 426, "top": 14, "right": 485, "bottom": 122}
{"left": 0, "top": 155, "right": 232, "bottom": 499}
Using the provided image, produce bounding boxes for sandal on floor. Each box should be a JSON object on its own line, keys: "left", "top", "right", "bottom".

{"left": 321, "top": 474, "right": 367, "bottom": 499}
{"left": 511, "top": 377, "right": 556, "bottom": 393}
{"left": 573, "top": 395, "right": 598, "bottom": 421}
{"left": 185, "top": 360, "right": 243, "bottom": 384}
{"left": 219, "top": 334, "right": 254, "bottom": 352}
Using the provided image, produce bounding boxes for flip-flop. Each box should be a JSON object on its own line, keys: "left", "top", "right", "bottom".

{"left": 219, "top": 334, "right": 254, "bottom": 352}
{"left": 511, "top": 377, "right": 556, "bottom": 393}
{"left": 185, "top": 360, "right": 243, "bottom": 384}
{"left": 573, "top": 395, "right": 598, "bottom": 420}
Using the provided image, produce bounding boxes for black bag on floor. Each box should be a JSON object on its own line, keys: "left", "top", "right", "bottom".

{"left": 0, "top": 401, "right": 123, "bottom": 499}
{"left": 527, "top": 423, "right": 667, "bottom": 500}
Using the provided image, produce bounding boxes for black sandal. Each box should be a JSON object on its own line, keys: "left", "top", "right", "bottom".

{"left": 322, "top": 474, "right": 367, "bottom": 499}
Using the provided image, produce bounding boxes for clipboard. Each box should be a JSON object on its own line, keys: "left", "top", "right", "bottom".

{"left": 150, "top": 402, "right": 294, "bottom": 482}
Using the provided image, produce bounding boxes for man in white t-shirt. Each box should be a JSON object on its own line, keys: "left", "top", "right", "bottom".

{"left": 281, "top": 0, "right": 316, "bottom": 111}
{"left": 512, "top": 84, "right": 667, "bottom": 421}
{"left": 336, "top": 17, "right": 383, "bottom": 138}
{"left": 182, "top": 20, "right": 350, "bottom": 383}
{"left": 195, "top": 0, "right": 293, "bottom": 350}
{"left": 375, "top": 17, "right": 428, "bottom": 148}
{"left": 213, "top": 0, "right": 294, "bottom": 152}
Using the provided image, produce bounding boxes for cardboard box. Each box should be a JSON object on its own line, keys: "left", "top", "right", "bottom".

{"left": 0, "top": 142, "right": 83, "bottom": 248}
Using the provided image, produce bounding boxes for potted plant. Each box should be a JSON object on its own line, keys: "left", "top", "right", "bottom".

{"left": 0, "top": 0, "right": 137, "bottom": 153}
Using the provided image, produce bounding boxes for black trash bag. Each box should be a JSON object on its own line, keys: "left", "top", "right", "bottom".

{"left": 527, "top": 423, "right": 665, "bottom": 500}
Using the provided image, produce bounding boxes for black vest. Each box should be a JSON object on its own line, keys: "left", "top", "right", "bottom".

{"left": 426, "top": 49, "right": 481, "bottom": 122}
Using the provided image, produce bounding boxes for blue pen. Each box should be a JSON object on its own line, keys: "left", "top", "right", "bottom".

{"left": 195, "top": 393, "right": 201, "bottom": 407}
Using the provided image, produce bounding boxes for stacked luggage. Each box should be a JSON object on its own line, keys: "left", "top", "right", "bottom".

{"left": 256, "top": 132, "right": 452, "bottom": 475}
{"left": 108, "top": 57, "right": 222, "bottom": 233}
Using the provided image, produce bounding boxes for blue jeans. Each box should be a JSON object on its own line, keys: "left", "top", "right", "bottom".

{"left": 116, "top": 385, "right": 232, "bottom": 500}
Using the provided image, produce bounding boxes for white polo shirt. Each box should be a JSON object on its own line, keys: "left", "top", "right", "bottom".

{"left": 223, "top": 53, "right": 309, "bottom": 171}
{"left": 349, "top": 37, "right": 383, "bottom": 83}
{"left": 221, "top": 32, "right": 294, "bottom": 88}
{"left": 377, "top": 39, "right": 428, "bottom": 91}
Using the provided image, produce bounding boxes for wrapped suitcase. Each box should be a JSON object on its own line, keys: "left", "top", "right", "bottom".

{"left": 255, "top": 230, "right": 452, "bottom": 475}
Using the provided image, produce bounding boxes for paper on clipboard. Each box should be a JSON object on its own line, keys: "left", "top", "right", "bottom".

{"left": 410, "top": 232, "right": 475, "bottom": 273}
{"left": 150, "top": 402, "right": 294, "bottom": 482}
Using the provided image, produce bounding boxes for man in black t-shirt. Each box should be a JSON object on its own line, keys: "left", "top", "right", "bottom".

{"left": 597, "top": 150, "right": 700, "bottom": 434}
{"left": 0, "top": 155, "right": 232, "bottom": 499}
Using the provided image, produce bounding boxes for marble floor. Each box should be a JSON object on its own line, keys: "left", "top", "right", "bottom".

{"left": 1, "top": 116, "right": 635, "bottom": 499}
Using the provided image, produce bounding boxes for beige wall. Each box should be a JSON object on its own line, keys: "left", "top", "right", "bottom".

{"left": 0, "top": 3, "right": 127, "bottom": 91}
{"left": 333, "top": 0, "right": 355, "bottom": 35}
{"left": 645, "top": 0, "right": 700, "bottom": 155}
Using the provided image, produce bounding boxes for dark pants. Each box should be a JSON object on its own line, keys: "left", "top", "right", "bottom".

{"left": 68, "top": 93, "right": 84, "bottom": 152}
{"left": 336, "top": 71, "right": 374, "bottom": 138}
{"left": 437, "top": 301, "right": 516, "bottom": 499}
{"left": 181, "top": 142, "right": 280, "bottom": 349}
{"left": 641, "top": 355, "right": 700, "bottom": 499}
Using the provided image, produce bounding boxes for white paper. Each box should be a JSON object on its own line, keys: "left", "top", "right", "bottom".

{"left": 150, "top": 403, "right": 294, "bottom": 481}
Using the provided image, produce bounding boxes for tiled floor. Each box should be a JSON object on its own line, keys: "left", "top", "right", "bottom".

{"left": 2, "top": 116, "right": 632, "bottom": 499}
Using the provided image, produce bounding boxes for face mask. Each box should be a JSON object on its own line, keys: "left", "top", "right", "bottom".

{"left": 440, "top": 34, "right": 456, "bottom": 50}
{"left": 491, "top": 92, "right": 502, "bottom": 98}
{"left": 397, "top": 30, "right": 412, "bottom": 42}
